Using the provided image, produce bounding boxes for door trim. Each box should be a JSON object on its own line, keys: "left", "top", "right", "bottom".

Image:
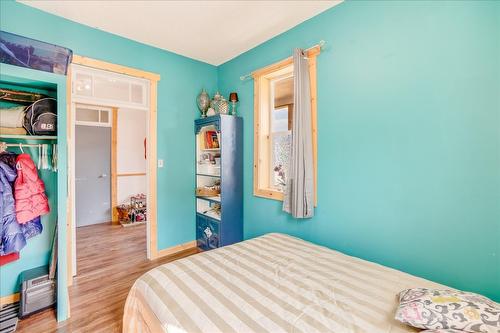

{"left": 111, "top": 107, "right": 118, "bottom": 223}
{"left": 66, "top": 56, "right": 160, "bottom": 293}
{"left": 71, "top": 55, "right": 160, "bottom": 82}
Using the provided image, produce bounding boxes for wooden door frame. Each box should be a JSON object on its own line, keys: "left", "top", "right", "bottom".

{"left": 66, "top": 56, "right": 160, "bottom": 288}
{"left": 111, "top": 107, "right": 118, "bottom": 223}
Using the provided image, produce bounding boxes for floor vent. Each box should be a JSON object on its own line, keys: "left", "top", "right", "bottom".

{"left": 0, "top": 302, "right": 19, "bottom": 333}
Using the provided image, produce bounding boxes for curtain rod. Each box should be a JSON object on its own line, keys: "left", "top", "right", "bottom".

{"left": 0, "top": 142, "right": 48, "bottom": 151}
{"left": 3, "top": 143, "right": 43, "bottom": 147}
{"left": 239, "top": 40, "right": 326, "bottom": 81}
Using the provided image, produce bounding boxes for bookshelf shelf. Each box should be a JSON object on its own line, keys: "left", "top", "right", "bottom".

{"left": 196, "top": 195, "right": 221, "bottom": 203}
{"left": 196, "top": 173, "right": 220, "bottom": 178}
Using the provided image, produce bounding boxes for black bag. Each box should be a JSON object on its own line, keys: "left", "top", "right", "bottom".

{"left": 23, "top": 98, "right": 57, "bottom": 135}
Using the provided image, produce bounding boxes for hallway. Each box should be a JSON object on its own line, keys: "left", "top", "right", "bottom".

{"left": 17, "top": 223, "right": 196, "bottom": 332}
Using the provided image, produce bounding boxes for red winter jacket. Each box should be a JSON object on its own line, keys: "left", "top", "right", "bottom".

{"left": 14, "top": 154, "right": 50, "bottom": 224}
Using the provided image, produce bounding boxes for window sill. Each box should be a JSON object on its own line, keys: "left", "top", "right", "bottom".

{"left": 254, "top": 188, "right": 284, "bottom": 201}
{"left": 254, "top": 188, "right": 318, "bottom": 207}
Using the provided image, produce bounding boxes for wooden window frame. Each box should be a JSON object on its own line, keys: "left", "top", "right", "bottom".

{"left": 253, "top": 46, "right": 319, "bottom": 203}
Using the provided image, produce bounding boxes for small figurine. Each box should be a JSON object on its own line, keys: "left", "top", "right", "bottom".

{"left": 206, "top": 107, "right": 216, "bottom": 116}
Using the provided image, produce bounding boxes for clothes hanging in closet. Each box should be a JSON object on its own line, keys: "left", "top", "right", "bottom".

{"left": 0, "top": 160, "right": 26, "bottom": 255}
{"left": 0, "top": 252, "right": 19, "bottom": 265}
{"left": 0, "top": 152, "right": 17, "bottom": 170}
{"left": 15, "top": 153, "right": 50, "bottom": 224}
{"left": 0, "top": 152, "right": 45, "bottom": 262}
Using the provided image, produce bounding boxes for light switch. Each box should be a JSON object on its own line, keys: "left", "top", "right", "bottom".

{"left": 158, "top": 159, "right": 164, "bottom": 168}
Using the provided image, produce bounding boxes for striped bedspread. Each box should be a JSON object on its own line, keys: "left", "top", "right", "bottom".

{"left": 123, "top": 233, "right": 444, "bottom": 333}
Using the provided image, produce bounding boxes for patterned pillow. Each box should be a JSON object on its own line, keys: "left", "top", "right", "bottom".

{"left": 395, "top": 288, "right": 500, "bottom": 333}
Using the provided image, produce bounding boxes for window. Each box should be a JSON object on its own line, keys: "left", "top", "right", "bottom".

{"left": 72, "top": 64, "right": 149, "bottom": 110}
{"left": 75, "top": 104, "right": 112, "bottom": 127}
{"left": 270, "top": 76, "right": 293, "bottom": 192}
{"left": 253, "top": 46, "right": 319, "bottom": 201}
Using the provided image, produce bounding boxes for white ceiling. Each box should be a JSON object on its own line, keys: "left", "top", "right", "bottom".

{"left": 19, "top": 0, "right": 342, "bottom": 65}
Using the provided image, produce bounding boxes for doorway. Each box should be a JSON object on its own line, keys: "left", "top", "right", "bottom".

{"left": 68, "top": 61, "right": 159, "bottom": 283}
{"left": 72, "top": 102, "right": 148, "bottom": 269}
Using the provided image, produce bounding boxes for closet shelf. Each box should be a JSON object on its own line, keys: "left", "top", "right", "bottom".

{"left": 0, "top": 135, "right": 57, "bottom": 140}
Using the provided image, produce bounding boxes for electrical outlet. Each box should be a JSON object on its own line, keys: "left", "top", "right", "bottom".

{"left": 158, "top": 159, "right": 164, "bottom": 168}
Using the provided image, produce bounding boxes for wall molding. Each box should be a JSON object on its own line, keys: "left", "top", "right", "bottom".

{"left": 0, "top": 293, "right": 19, "bottom": 307}
{"left": 157, "top": 240, "right": 197, "bottom": 259}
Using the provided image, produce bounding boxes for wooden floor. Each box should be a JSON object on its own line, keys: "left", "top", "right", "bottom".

{"left": 17, "top": 223, "right": 196, "bottom": 333}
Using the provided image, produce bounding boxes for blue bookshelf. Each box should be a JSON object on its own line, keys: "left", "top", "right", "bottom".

{"left": 195, "top": 115, "right": 243, "bottom": 251}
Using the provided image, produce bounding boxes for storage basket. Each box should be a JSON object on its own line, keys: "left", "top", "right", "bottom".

{"left": 116, "top": 205, "right": 131, "bottom": 223}
{"left": 0, "top": 31, "right": 72, "bottom": 75}
{"left": 196, "top": 187, "right": 220, "bottom": 197}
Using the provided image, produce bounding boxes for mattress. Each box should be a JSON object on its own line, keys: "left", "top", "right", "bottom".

{"left": 123, "top": 233, "right": 445, "bottom": 333}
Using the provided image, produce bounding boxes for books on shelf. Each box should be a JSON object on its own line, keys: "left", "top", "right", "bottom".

{"left": 204, "top": 130, "right": 219, "bottom": 149}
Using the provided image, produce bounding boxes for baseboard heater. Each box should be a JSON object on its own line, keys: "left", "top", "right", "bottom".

{"left": 19, "top": 265, "right": 56, "bottom": 318}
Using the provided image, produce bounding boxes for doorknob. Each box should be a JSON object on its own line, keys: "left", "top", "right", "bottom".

{"left": 98, "top": 174, "right": 108, "bottom": 178}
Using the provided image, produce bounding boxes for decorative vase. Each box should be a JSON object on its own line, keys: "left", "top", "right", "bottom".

{"left": 210, "top": 91, "right": 222, "bottom": 113}
{"left": 219, "top": 97, "right": 229, "bottom": 115}
{"left": 196, "top": 89, "right": 210, "bottom": 118}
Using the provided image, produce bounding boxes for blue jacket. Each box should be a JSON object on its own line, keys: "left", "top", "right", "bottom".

{"left": 0, "top": 161, "right": 26, "bottom": 255}
{"left": 0, "top": 161, "right": 42, "bottom": 256}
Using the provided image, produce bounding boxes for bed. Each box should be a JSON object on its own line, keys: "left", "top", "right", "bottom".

{"left": 123, "top": 233, "right": 445, "bottom": 333}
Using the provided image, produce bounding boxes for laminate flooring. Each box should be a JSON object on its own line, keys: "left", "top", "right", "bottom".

{"left": 16, "top": 223, "right": 196, "bottom": 333}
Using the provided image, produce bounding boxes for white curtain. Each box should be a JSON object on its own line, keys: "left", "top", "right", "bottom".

{"left": 283, "top": 49, "right": 314, "bottom": 218}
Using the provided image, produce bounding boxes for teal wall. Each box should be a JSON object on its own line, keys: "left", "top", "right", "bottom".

{"left": 1, "top": 0, "right": 499, "bottom": 316}
{"left": 0, "top": 0, "right": 217, "bottom": 303}
{"left": 218, "top": 1, "right": 500, "bottom": 301}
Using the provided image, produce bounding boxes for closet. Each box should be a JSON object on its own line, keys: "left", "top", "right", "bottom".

{"left": 0, "top": 63, "right": 68, "bottom": 321}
